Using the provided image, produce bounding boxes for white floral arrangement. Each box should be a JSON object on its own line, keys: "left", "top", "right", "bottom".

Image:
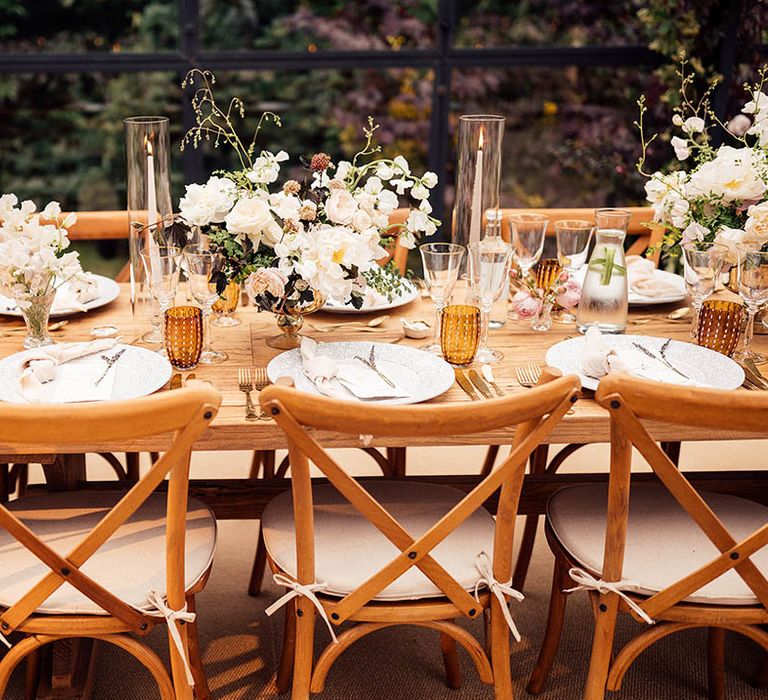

{"left": 637, "top": 64, "right": 768, "bottom": 263}
{"left": 0, "top": 194, "right": 85, "bottom": 308}
{"left": 175, "top": 70, "right": 439, "bottom": 312}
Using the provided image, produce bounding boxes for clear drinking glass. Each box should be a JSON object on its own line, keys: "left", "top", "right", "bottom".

{"left": 183, "top": 244, "right": 229, "bottom": 364}
{"left": 468, "top": 241, "right": 513, "bottom": 363}
{"left": 554, "top": 219, "right": 593, "bottom": 328}
{"left": 140, "top": 245, "right": 181, "bottom": 354}
{"left": 576, "top": 209, "right": 631, "bottom": 334}
{"left": 734, "top": 246, "right": 768, "bottom": 363}
{"left": 682, "top": 242, "right": 727, "bottom": 341}
{"left": 509, "top": 213, "right": 548, "bottom": 280}
{"left": 419, "top": 243, "right": 465, "bottom": 354}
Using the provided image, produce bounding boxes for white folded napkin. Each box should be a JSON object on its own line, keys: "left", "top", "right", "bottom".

{"left": 299, "top": 337, "right": 409, "bottom": 400}
{"left": 19, "top": 338, "right": 119, "bottom": 403}
{"left": 581, "top": 327, "right": 695, "bottom": 385}
{"left": 626, "top": 256, "right": 682, "bottom": 298}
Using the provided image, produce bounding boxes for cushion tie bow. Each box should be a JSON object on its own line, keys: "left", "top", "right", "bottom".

{"left": 266, "top": 573, "right": 339, "bottom": 643}
{"left": 565, "top": 567, "right": 654, "bottom": 625}
{"left": 146, "top": 590, "right": 198, "bottom": 687}
{"left": 472, "top": 551, "right": 525, "bottom": 642}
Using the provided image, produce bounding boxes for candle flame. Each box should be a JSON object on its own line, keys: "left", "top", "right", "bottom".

{"left": 478, "top": 129, "right": 484, "bottom": 150}
{"left": 145, "top": 135, "right": 154, "bottom": 156}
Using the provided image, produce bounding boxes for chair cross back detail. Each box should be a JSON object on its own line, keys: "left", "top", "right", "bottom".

{"left": 0, "top": 385, "right": 220, "bottom": 638}
{"left": 596, "top": 375, "right": 768, "bottom": 621}
{"left": 261, "top": 372, "right": 580, "bottom": 625}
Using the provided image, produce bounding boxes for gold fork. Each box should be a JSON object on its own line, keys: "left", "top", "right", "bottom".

{"left": 514, "top": 363, "right": 543, "bottom": 388}
{"left": 253, "top": 367, "right": 271, "bottom": 420}
{"left": 238, "top": 369, "right": 259, "bottom": 422}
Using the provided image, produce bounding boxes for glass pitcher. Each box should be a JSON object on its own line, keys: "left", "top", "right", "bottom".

{"left": 576, "top": 228, "right": 628, "bottom": 334}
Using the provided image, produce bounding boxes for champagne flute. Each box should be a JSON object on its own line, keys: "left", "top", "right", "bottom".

{"left": 140, "top": 245, "right": 181, "bottom": 355}
{"left": 468, "top": 241, "right": 513, "bottom": 363}
{"left": 184, "top": 244, "right": 229, "bottom": 364}
{"left": 419, "top": 243, "right": 465, "bottom": 354}
{"left": 508, "top": 213, "right": 548, "bottom": 279}
{"left": 682, "top": 242, "right": 727, "bottom": 341}
{"left": 734, "top": 246, "right": 768, "bottom": 363}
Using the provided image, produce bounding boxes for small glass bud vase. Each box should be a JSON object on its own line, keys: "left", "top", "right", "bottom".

{"left": 21, "top": 289, "right": 56, "bottom": 349}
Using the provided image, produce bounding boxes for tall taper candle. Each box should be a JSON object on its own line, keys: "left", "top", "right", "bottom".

{"left": 469, "top": 128, "right": 484, "bottom": 246}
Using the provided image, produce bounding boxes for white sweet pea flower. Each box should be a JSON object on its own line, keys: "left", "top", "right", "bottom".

{"left": 376, "top": 189, "right": 399, "bottom": 214}
{"left": 311, "top": 171, "right": 331, "bottom": 190}
{"left": 682, "top": 116, "right": 705, "bottom": 134}
{"left": 376, "top": 163, "right": 394, "bottom": 180}
{"left": 669, "top": 197, "right": 690, "bottom": 228}
{"left": 41, "top": 201, "right": 62, "bottom": 220}
{"left": 0, "top": 193, "right": 18, "bottom": 216}
{"left": 61, "top": 212, "right": 77, "bottom": 228}
{"left": 743, "top": 91, "right": 768, "bottom": 122}
{"left": 681, "top": 221, "right": 709, "bottom": 244}
{"left": 406, "top": 209, "right": 429, "bottom": 233}
{"left": 671, "top": 136, "right": 690, "bottom": 161}
{"left": 325, "top": 189, "right": 358, "bottom": 225}
{"left": 422, "top": 171, "right": 438, "bottom": 188}
{"left": 354, "top": 191, "right": 377, "bottom": 213}
{"left": 247, "top": 150, "right": 288, "bottom": 185}
{"left": 364, "top": 176, "right": 383, "bottom": 195}
{"left": 672, "top": 114, "right": 684, "bottom": 127}
{"left": 336, "top": 160, "right": 352, "bottom": 179}
{"left": 393, "top": 155, "right": 411, "bottom": 175}
{"left": 419, "top": 199, "right": 433, "bottom": 215}
{"left": 410, "top": 183, "right": 429, "bottom": 200}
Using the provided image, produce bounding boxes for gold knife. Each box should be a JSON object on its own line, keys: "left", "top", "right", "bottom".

{"left": 743, "top": 358, "right": 768, "bottom": 389}
{"left": 170, "top": 373, "right": 182, "bottom": 390}
{"left": 468, "top": 369, "right": 494, "bottom": 399}
{"left": 454, "top": 369, "right": 480, "bottom": 401}
{"left": 740, "top": 362, "right": 768, "bottom": 390}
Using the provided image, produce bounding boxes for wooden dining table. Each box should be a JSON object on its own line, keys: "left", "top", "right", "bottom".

{"left": 1, "top": 282, "right": 766, "bottom": 520}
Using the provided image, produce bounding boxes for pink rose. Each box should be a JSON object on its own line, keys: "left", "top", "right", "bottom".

{"left": 513, "top": 290, "right": 542, "bottom": 319}
{"left": 556, "top": 279, "right": 581, "bottom": 309}
{"left": 245, "top": 267, "right": 288, "bottom": 300}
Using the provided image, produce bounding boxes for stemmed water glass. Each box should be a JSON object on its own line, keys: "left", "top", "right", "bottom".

{"left": 183, "top": 244, "right": 229, "bottom": 364}
{"left": 509, "top": 213, "right": 548, "bottom": 280}
{"left": 682, "top": 242, "right": 727, "bottom": 341}
{"left": 140, "top": 245, "right": 181, "bottom": 354}
{"left": 419, "top": 243, "right": 465, "bottom": 354}
{"left": 734, "top": 246, "right": 768, "bottom": 363}
{"left": 468, "top": 241, "right": 513, "bottom": 363}
{"left": 554, "top": 219, "right": 593, "bottom": 323}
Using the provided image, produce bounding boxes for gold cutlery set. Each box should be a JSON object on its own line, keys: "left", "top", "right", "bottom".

{"left": 238, "top": 367, "right": 270, "bottom": 421}
{"left": 740, "top": 358, "right": 768, "bottom": 390}
{"left": 454, "top": 365, "right": 505, "bottom": 400}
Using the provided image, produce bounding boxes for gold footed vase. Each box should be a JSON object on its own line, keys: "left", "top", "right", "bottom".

{"left": 267, "top": 293, "right": 326, "bottom": 350}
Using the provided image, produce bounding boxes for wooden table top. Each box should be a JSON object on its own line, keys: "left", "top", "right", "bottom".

{"left": 0, "top": 283, "right": 764, "bottom": 452}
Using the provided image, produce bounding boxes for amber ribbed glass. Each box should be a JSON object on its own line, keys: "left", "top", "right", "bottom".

{"left": 440, "top": 304, "right": 481, "bottom": 366}
{"left": 164, "top": 305, "right": 203, "bottom": 369}
{"left": 697, "top": 299, "right": 744, "bottom": 357}
{"left": 535, "top": 258, "right": 562, "bottom": 290}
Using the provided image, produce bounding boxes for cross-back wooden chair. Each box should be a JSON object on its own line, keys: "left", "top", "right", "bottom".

{"left": 257, "top": 369, "right": 580, "bottom": 699}
{"left": 528, "top": 374, "right": 768, "bottom": 700}
{"left": 0, "top": 383, "right": 220, "bottom": 700}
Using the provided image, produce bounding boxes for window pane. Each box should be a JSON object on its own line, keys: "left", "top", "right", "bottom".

{"left": 202, "top": 0, "right": 436, "bottom": 50}
{"left": 449, "top": 66, "right": 668, "bottom": 209}
{"left": 0, "top": 0, "right": 178, "bottom": 53}
{"left": 454, "top": 0, "right": 646, "bottom": 48}
{"left": 188, "top": 68, "right": 433, "bottom": 180}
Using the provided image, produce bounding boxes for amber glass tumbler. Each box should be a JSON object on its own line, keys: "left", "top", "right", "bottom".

{"left": 440, "top": 304, "right": 481, "bottom": 366}
{"left": 164, "top": 305, "right": 203, "bottom": 369}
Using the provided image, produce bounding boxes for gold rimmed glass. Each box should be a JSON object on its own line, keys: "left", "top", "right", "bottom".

{"left": 554, "top": 219, "right": 593, "bottom": 324}
{"left": 419, "top": 242, "right": 465, "bottom": 354}
{"left": 164, "top": 305, "right": 203, "bottom": 370}
{"left": 682, "top": 242, "right": 728, "bottom": 341}
{"left": 696, "top": 299, "right": 744, "bottom": 358}
{"left": 508, "top": 213, "right": 548, "bottom": 279}
{"left": 440, "top": 305, "right": 481, "bottom": 366}
{"left": 734, "top": 246, "right": 768, "bottom": 363}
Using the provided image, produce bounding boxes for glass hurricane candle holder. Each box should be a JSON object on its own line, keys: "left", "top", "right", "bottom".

{"left": 440, "top": 305, "right": 481, "bottom": 366}
{"left": 696, "top": 299, "right": 744, "bottom": 358}
{"left": 164, "top": 306, "right": 203, "bottom": 370}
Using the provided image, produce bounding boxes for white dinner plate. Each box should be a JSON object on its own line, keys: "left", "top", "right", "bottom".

{"left": 323, "top": 280, "right": 419, "bottom": 314}
{"left": 0, "top": 344, "right": 172, "bottom": 404}
{"left": 0, "top": 274, "right": 121, "bottom": 318}
{"left": 545, "top": 334, "right": 744, "bottom": 391}
{"left": 267, "top": 341, "right": 454, "bottom": 405}
{"left": 628, "top": 269, "right": 687, "bottom": 306}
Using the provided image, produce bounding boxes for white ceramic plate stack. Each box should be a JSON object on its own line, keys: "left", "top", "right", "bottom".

{"left": 267, "top": 341, "right": 454, "bottom": 405}
{"left": 545, "top": 334, "right": 745, "bottom": 391}
{"left": 323, "top": 280, "right": 419, "bottom": 314}
{"left": 0, "top": 274, "right": 121, "bottom": 318}
{"left": 0, "top": 344, "right": 172, "bottom": 404}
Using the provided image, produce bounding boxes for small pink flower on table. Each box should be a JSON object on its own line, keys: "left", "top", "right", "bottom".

{"left": 512, "top": 290, "right": 542, "bottom": 320}
{"left": 556, "top": 275, "right": 581, "bottom": 310}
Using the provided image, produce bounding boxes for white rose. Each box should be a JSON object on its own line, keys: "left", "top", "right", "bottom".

{"left": 745, "top": 201, "right": 768, "bottom": 247}
{"left": 268, "top": 192, "right": 301, "bottom": 221}
{"left": 688, "top": 146, "right": 767, "bottom": 202}
{"left": 671, "top": 136, "right": 690, "bottom": 161}
{"left": 714, "top": 227, "right": 747, "bottom": 263}
{"left": 377, "top": 189, "right": 399, "bottom": 214}
{"left": 364, "top": 176, "right": 383, "bottom": 195}
{"left": 682, "top": 116, "right": 705, "bottom": 134}
{"left": 225, "top": 196, "right": 277, "bottom": 247}
{"left": 354, "top": 191, "right": 377, "bottom": 213}
{"left": 324, "top": 189, "right": 357, "bottom": 225}
{"left": 351, "top": 209, "right": 373, "bottom": 233}
{"left": 245, "top": 267, "right": 288, "bottom": 300}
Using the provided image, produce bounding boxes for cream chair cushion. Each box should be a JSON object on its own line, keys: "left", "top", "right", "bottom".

{"left": 0, "top": 491, "right": 216, "bottom": 615}
{"left": 548, "top": 484, "right": 768, "bottom": 606}
{"left": 262, "top": 481, "right": 497, "bottom": 601}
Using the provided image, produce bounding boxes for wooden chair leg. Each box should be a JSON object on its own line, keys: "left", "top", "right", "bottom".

{"left": 11, "top": 464, "right": 29, "bottom": 498}
{"left": 512, "top": 444, "right": 549, "bottom": 592}
{"left": 660, "top": 441, "right": 681, "bottom": 466}
{"left": 440, "top": 631, "right": 462, "bottom": 689}
{"left": 185, "top": 595, "right": 211, "bottom": 700}
{"left": 489, "top": 597, "right": 513, "bottom": 700}
{"left": 480, "top": 445, "right": 500, "bottom": 476}
{"left": 527, "top": 554, "right": 571, "bottom": 694}
{"left": 23, "top": 648, "right": 41, "bottom": 700}
{"left": 584, "top": 594, "right": 620, "bottom": 700}
{"left": 276, "top": 601, "right": 297, "bottom": 694}
{"left": 125, "top": 452, "right": 141, "bottom": 481}
{"left": 753, "top": 650, "right": 768, "bottom": 688}
{"left": 0, "top": 464, "right": 8, "bottom": 503}
{"left": 291, "top": 599, "right": 316, "bottom": 700}
{"left": 249, "top": 451, "right": 263, "bottom": 479}
{"left": 385, "top": 447, "right": 407, "bottom": 477}
{"left": 248, "top": 527, "right": 268, "bottom": 597}
{"left": 707, "top": 627, "right": 726, "bottom": 700}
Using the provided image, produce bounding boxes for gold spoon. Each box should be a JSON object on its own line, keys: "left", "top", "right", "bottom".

{"left": 668, "top": 307, "right": 691, "bottom": 320}
{"left": 310, "top": 315, "right": 390, "bottom": 331}
{"left": 0, "top": 320, "right": 69, "bottom": 336}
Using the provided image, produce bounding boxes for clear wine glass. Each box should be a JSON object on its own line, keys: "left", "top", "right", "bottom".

{"left": 734, "top": 246, "right": 768, "bottom": 364}
{"left": 554, "top": 219, "right": 593, "bottom": 323}
{"left": 682, "top": 242, "right": 727, "bottom": 341}
{"left": 140, "top": 245, "right": 181, "bottom": 355}
{"left": 183, "top": 244, "right": 229, "bottom": 364}
{"left": 419, "top": 243, "right": 465, "bottom": 354}
{"left": 468, "top": 241, "right": 513, "bottom": 363}
{"left": 508, "top": 213, "right": 548, "bottom": 280}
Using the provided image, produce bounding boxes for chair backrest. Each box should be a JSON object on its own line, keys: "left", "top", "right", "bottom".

{"left": 0, "top": 383, "right": 220, "bottom": 637}
{"left": 260, "top": 373, "right": 579, "bottom": 624}
{"left": 595, "top": 374, "right": 768, "bottom": 618}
